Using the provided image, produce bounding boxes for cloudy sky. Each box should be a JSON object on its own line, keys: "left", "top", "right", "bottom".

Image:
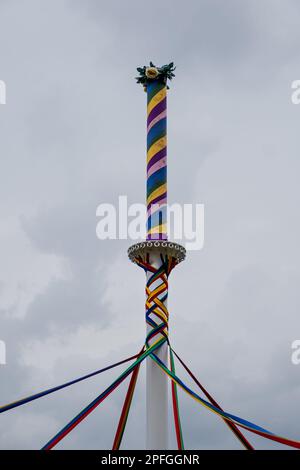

{"left": 0, "top": 0, "right": 300, "bottom": 450}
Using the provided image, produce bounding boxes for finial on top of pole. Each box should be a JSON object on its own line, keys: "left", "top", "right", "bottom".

{"left": 135, "top": 61, "right": 176, "bottom": 91}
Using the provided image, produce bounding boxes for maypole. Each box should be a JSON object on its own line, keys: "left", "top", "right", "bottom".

{"left": 2, "top": 63, "right": 300, "bottom": 452}
{"left": 128, "top": 62, "right": 186, "bottom": 449}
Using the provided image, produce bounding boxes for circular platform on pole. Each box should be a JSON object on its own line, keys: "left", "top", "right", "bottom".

{"left": 128, "top": 240, "right": 186, "bottom": 264}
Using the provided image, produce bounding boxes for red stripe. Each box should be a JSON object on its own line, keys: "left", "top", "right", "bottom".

{"left": 172, "top": 384, "right": 182, "bottom": 449}
{"left": 171, "top": 366, "right": 183, "bottom": 449}
{"left": 112, "top": 349, "right": 144, "bottom": 450}
{"left": 44, "top": 374, "right": 131, "bottom": 449}
{"left": 237, "top": 424, "right": 300, "bottom": 449}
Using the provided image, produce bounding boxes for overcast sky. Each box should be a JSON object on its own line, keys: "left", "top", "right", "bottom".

{"left": 0, "top": 0, "right": 300, "bottom": 450}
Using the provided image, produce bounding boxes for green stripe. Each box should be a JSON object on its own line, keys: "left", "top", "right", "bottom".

{"left": 147, "top": 81, "right": 165, "bottom": 104}
{"left": 170, "top": 348, "right": 185, "bottom": 449}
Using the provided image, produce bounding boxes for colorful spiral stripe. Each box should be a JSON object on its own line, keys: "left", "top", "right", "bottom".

{"left": 147, "top": 80, "right": 167, "bottom": 240}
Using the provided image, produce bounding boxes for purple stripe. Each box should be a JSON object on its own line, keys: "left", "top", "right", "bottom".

{"left": 147, "top": 198, "right": 167, "bottom": 216}
{"left": 147, "top": 110, "right": 167, "bottom": 133}
{"left": 147, "top": 147, "right": 167, "bottom": 172}
{"left": 147, "top": 97, "right": 167, "bottom": 127}
{"left": 147, "top": 233, "right": 168, "bottom": 241}
{"left": 147, "top": 158, "right": 167, "bottom": 178}
{"left": 147, "top": 192, "right": 167, "bottom": 211}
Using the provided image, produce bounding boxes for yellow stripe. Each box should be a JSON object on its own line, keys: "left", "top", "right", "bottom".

{"left": 147, "top": 224, "right": 167, "bottom": 236}
{"left": 147, "top": 184, "right": 166, "bottom": 205}
{"left": 153, "top": 307, "right": 168, "bottom": 323}
{"left": 147, "top": 136, "right": 167, "bottom": 164}
{"left": 148, "top": 284, "right": 166, "bottom": 302}
{"left": 145, "top": 300, "right": 168, "bottom": 322}
{"left": 154, "top": 299, "right": 168, "bottom": 317}
{"left": 146, "top": 283, "right": 167, "bottom": 301}
{"left": 147, "top": 87, "right": 166, "bottom": 115}
{"left": 147, "top": 335, "right": 167, "bottom": 350}
{"left": 146, "top": 309, "right": 168, "bottom": 328}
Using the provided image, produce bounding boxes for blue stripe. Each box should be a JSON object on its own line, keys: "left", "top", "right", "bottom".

{"left": 147, "top": 206, "right": 166, "bottom": 231}
{"left": 147, "top": 166, "right": 167, "bottom": 196}
{"left": 147, "top": 118, "right": 167, "bottom": 150}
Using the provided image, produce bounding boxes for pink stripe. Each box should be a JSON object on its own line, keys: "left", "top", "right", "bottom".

{"left": 147, "top": 158, "right": 167, "bottom": 178}
{"left": 147, "top": 198, "right": 167, "bottom": 216}
{"left": 147, "top": 109, "right": 167, "bottom": 133}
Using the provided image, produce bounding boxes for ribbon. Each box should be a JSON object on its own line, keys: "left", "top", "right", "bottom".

{"left": 0, "top": 353, "right": 140, "bottom": 414}
{"left": 42, "top": 338, "right": 165, "bottom": 450}
{"left": 170, "top": 348, "right": 184, "bottom": 450}
{"left": 150, "top": 351, "right": 300, "bottom": 449}
{"left": 171, "top": 348, "right": 253, "bottom": 450}
{"left": 112, "top": 348, "right": 144, "bottom": 450}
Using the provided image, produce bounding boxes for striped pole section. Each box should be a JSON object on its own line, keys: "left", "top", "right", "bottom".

{"left": 147, "top": 80, "right": 167, "bottom": 240}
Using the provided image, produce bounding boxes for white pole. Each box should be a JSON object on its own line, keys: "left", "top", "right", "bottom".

{"left": 146, "top": 251, "right": 168, "bottom": 450}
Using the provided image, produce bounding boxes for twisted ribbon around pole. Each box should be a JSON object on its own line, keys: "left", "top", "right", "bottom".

{"left": 138, "top": 253, "right": 184, "bottom": 449}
